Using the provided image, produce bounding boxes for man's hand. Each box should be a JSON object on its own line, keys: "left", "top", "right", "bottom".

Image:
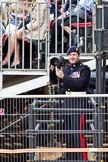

{"left": 56, "top": 68, "right": 64, "bottom": 79}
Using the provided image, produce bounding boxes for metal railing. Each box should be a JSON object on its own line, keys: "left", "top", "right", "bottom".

{"left": 1, "top": 0, "right": 108, "bottom": 72}
{"left": 0, "top": 94, "right": 108, "bottom": 162}
{"left": 49, "top": 0, "right": 95, "bottom": 55}
{"left": 1, "top": 1, "right": 50, "bottom": 71}
{"left": 49, "top": 0, "right": 108, "bottom": 57}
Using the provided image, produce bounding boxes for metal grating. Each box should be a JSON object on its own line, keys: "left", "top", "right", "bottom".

{"left": 0, "top": 94, "right": 108, "bottom": 162}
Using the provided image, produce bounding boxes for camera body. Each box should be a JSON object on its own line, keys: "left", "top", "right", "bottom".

{"left": 50, "top": 56, "right": 65, "bottom": 69}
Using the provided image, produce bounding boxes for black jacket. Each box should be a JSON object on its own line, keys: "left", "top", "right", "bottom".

{"left": 62, "top": 61, "right": 91, "bottom": 92}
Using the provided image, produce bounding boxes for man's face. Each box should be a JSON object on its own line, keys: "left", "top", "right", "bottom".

{"left": 68, "top": 52, "right": 80, "bottom": 64}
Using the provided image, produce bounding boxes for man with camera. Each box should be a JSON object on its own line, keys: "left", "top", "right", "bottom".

{"left": 56, "top": 46, "right": 90, "bottom": 92}
{"left": 50, "top": 46, "right": 91, "bottom": 160}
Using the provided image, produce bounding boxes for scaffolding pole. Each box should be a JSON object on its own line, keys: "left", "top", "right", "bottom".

{"left": 95, "top": 0, "right": 105, "bottom": 161}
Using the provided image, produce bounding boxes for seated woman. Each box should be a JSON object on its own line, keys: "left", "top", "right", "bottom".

{"left": 5, "top": 0, "right": 30, "bottom": 33}
{"left": 2, "top": 0, "right": 47, "bottom": 68}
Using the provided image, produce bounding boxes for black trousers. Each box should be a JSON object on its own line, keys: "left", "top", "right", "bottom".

{"left": 50, "top": 16, "right": 84, "bottom": 51}
{"left": 63, "top": 98, "right": 87, "bottom": 160}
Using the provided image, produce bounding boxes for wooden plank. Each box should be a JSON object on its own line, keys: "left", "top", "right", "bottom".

{"left": 0, "top": 147, "right": 108, "bottom": 154}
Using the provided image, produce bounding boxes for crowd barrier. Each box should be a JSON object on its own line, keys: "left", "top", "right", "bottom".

{"left": 0, "top": 94, "right": 108, "bottom": 161}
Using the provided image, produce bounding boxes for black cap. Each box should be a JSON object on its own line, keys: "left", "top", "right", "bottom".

{"left": 67, "top": 46, "right": 80, "bottom": 55}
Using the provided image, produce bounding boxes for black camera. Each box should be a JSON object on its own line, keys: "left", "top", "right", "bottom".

{"left": 50, "top": 56, "right": 65, "bottom": 69}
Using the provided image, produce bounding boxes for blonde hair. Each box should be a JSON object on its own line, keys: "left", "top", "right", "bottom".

{"left": 0, "top": 4, "right": 8, "bottom": 25}
{"left": 9, "top": 0, "right": 25, "bottom": 13}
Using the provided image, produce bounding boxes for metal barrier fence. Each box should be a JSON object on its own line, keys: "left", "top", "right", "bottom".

{"left": 1, "top": 1, "right": 50, "bottom": 71}
{"left": 49, "top": 0, "right": 95, "bottom": 54}
{"left": 49, "top": 0, "right": 108, "bottom": 55}
{"left": 1, "top": 0, "right": 108, "bottom": 71}
{"left": 0, "top": 94, "right": 108, "bottom": 162}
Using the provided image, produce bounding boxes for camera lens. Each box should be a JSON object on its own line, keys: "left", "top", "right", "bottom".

{"left": 50, "top": 57, "right": 59, "bottom": 66}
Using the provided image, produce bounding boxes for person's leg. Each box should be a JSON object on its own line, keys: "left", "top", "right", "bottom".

{"left": 64, "top": 98, "right": 85, "bottom": 160}
{"left": 2, "top": 32, "right": 16, "bottom": 65}
{"left": 73, "top": 114, "right": 83, "bottom": 160}
{"left": 61, "top": 16, "right": 85, "bottom": 47}
{"left": 2, "top": 30, "right": 22, "bottom": 67}
{"left": 64, "top": 114, "right": 82, "bottom": 160}
{"left": 64, "top": 16, "right": 85, "bottom": 32}
{"left": 64, "top": 98, "right": 75, "bottom": 160}
{"left": 72, "top": 99, "right": 87, "bottom": 160}
{"left": 50, "top": 19, "right": 62, "bottom": 52}
{"left": 10, "top": 40, "right": 21, "bottom": 67}
{"left": 64, "top": 114, "right": 75, "bottom": 160}
{"left": 11, "top": 30, "right": 23, "bottom": 67}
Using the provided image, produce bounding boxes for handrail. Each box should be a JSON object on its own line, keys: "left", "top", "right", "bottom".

{"left": 0, "top": 147, "right": 107, "bottom": 154}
